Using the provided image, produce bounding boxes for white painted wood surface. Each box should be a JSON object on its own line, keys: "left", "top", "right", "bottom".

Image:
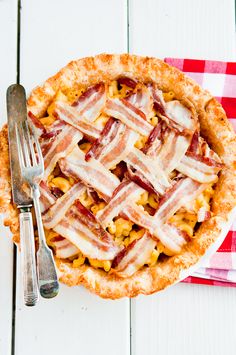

{"left": 15, "top": 1, "right": 130, "bottom": 355}
{"left": 131, "top": 283, "right": 236, "bottom": 355}
{"left": 0, "top": 1, "right": 17, "bottom": 354}
{"left": 129, "top": 1, "right": 236, "bottom": 355}
{"left": 129, "top": 0, "right": 236, "bottom": 61}
{"left": 0, "top": 0, "right": 235, "bottom": 354}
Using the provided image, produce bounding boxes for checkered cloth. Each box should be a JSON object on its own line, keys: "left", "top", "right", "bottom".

{"left": 164, "top": 58, "right": 236, "bottom": 287}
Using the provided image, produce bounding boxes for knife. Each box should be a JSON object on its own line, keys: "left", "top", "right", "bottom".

{"left": 7, "top": 84, "right": 39, "bottom": 307}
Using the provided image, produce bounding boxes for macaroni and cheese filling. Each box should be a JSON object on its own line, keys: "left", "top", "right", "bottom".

{"left": 36, "top": 79, "right": 221, "bottom": 275}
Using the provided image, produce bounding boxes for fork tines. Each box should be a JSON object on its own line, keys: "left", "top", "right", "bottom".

{"left": 15, "top": 121, "right": 43, "bottom": 175}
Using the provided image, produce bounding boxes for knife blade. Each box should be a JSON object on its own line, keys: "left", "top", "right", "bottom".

{"left": 7, "top": 84, "right": 32, "bottom": 207}
{"left": 7, "top": 84, "right": 39, "bottom": 306}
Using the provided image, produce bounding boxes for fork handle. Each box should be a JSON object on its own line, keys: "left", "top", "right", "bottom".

{"left": 19, "top": 209, "right": 39, "bottom": 306}
{"left": 32, "top": 185, "right": 59, "bottom": 299}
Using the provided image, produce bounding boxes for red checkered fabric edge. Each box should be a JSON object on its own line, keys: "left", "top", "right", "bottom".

{"left": 164, "top": 58, "right": 236, "bottom": 287}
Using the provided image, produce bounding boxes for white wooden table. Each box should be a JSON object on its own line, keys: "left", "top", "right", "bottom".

{"left": 1, "top": 1, "right": 236, "bottom": 354}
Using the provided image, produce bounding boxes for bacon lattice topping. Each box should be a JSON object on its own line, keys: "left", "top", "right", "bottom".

{"left": 54, "top": 102, "right": 102, "bottom": 140}
{"left": 59, "top": 146, "right": 120, "bottom": 201}
{"left": 111, "top": 232, "right": 156, "bottom": 277}
{"left": 154, "top": 178, "right": 208, "bottom": 225}
{"left": 39, "top": 181, "right": 57, "bottom": 213}
{"left": 54, "top": 238, "right": 79, "bottom": 259}
{"left": 30, "top": 79, "right": 224, "bottom": 278}
{"left": 43, "top": 182, "right": 86, "bottom": 229}
{"left": 104, "top": 98, "right": 153, "bottom": 136}
{"left": 53, "top": 201, "right": 121, "bottom": 260}
{"left": 71, "top": 83, "right": 106, "bottom": 122}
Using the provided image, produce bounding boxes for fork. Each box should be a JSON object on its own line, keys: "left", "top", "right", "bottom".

{"left": 16, "top": 120, "right": 59, "bottom": 299}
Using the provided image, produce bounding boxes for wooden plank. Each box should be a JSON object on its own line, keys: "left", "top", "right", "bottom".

{"left": 0, "top": 0, "right": 18, "bottom": 354}
{"left": 15, "top": 1, "right": 130, "bottom": 355}
{"left": 16, "top": 261, "right": 130, "bottom": 355}
{"left": 131, "top": 283, "right": 236, "bottom": 355}
{"left": 129, "top": 1, "right": 236, "bottom": 354}
{"left": 129, "top": 0, "right": 236, "bottom": 60}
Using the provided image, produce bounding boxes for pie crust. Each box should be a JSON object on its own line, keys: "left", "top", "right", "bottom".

{"left": 1, "top": 54, "right": 236, "bottom": 299}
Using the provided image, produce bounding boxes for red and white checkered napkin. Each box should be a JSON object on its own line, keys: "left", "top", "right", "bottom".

{"left": 164, "top": 58, "right": 236, "bottom": 287}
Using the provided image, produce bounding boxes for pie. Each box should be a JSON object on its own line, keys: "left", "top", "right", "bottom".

{"left": 1, "top": 54, "right": 236, "bottom": 299}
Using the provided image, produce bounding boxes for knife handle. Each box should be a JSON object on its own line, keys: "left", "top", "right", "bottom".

{"left": 20, "top": 210, "right": 39, "bottom": 306}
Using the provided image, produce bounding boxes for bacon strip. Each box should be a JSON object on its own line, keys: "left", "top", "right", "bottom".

{"left": 43, "top": 182, "right": 86, "bottom": 229}
{"left": 155, "top": 178, "right": 208, "bottom": 224}
{"left": 126, "top": 86, "right": 154, "bottom": 119}
{"left": 85, "top": 117, "right": 118, "bottom": 160}
{"left": 125, "top": 148, "right": 170, "bottom": 195}
{"left": 142, "top": 123, "right": 162, "bottom": 156}
{"left": 126, "top": 165, "right": 158, "bottom": 194}
{"left": 53, "top": 203, "right": 121, "bottom": 260}
{"left": 147, "top": 84, "right": 166, "bottom": 116}
{"left": 123, "top": 203, "right": 157, "bottom": 233}
{"left": 153, "top": 223, "right": 188, "bottom": 253}
{"left": 50, "top": 187, "right": 64, "bottom": 198}
{"left": 97, "top": 181, "right": 144, "bottom": 227}
{"left": 54, "top": 101, "right": 102, "bottom": 139}
{"left": 28, "top": 111, "right": 46, "bottom": 137}
{"left": 59, "top": 147, "right": 120, "bottom": 201}
{"left": 148, "top": 84, "right": 196, "bottom": 134}
{"left": 157, "top": 129, "right": 191, "bottom": 174}
{"left": 39, "top": 181, "right": 56, "bottom": 213}
{"left": 99, "top": 126, "right": 137, "bottom": 169}
{"left": 188, "top": 130, "right": 200, "bottom": 153}
{"left": 72, "top": 83, "right": 106, "bottom": 121}
{"left": 40, "top": 120, "right": 67, "bottom": 156}
{"left": 117, "top": 77, "right": 137, "bottom": 89}
{"left": 200, "top": 140, "right": 222, "bottom": 163}
{"left": 85, "top": 117, "right": 137, "bottom": 169}
{"left": 104, "top": 98, "right": 153, "bottom": 136}
{"left": 43, "top": 125, "right": 82, "bottom": 180}
{"left": 111, "top": 232, "right": 156, "bottom": 277}
{"left": 54, "top": 238, "right": 79, "bottom": 259}
{"left": 87, "top": 188, "right": 102, "bottom": 204}
{"left": 165, "top": 100, "right": 196, "bottom": 133}
{"left": 177, "top": 152, "right": 223, "bottom": 183}
{"left": 197, "top": 207, "right": 211, "bottom": 222}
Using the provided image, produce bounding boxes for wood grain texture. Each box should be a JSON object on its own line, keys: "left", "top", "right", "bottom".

{"left": 130, "top": 1, "right": 236, "bottom": 355}
{"left": 20, "top": 0, "right": 127, "bottom": 94}
{"left": 16, "top": 257, "right": 130, "bottom": 355}
{"left": 129, "top": 0, "right": 236, "bottom": 60}
{"left": 0, "top": 0, "right": 17, "bottom": 354}
{"left": 15, "top": 1, "right": 130, "bottom": 355}
{"left": 3, "top": 1, "right": 236, "bottom": 355}
{"left": 131, "top": 283, "right": 236, "bottom": 355}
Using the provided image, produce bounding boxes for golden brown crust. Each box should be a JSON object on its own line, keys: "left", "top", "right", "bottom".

{"left": 1, "top": 54, "right": 236, "bottom": 298}
{"left": 0, "top": 125, "right": 20, "bottom": 243}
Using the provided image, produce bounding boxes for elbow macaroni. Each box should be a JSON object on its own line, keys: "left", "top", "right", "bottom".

{"left": 149, "top": 116, "right": 158, "bottom": 126}
{"left": 135, "top": 135, "right": 147, "bottom": 149}
{"left": 50, "top": 177, "right": 71, "bottom": 193}
{"left": 91, "top": 202, "right": 106, "bottom": 215}
{"left": 114, "top": 218, "right": 133, "bottom": 238}
{"left": 163, "top": 91, "right": 175, "bottom": 102}
{"left": 148, "top": 193, "right": 159, "bottom": 209}
{"left": 40, "top": 116, "right": 56, "bottom": 126}
{"left": 73, "top": 253, "right": 86, "bottom": 268}
{"left": 137, "top": 191, "right": 149, "bottom": 206}
{"left": 88, "top": 258, "right": 111, "bottom": 272}
{"left": 79, "top": 190, "right": 94, "bottom": 208}
{"left": 79, "top": 142, "right": 92, "bottom": 153}
{"left": 169, "top": 212, "right": 197, "bottom": 237}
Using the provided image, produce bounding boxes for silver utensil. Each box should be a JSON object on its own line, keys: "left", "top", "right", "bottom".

{"left": 15, "top": 115, "right": 60, "bottom": 299}
{"left": 7, "top": 84, "right": 39, "bottom": 306}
